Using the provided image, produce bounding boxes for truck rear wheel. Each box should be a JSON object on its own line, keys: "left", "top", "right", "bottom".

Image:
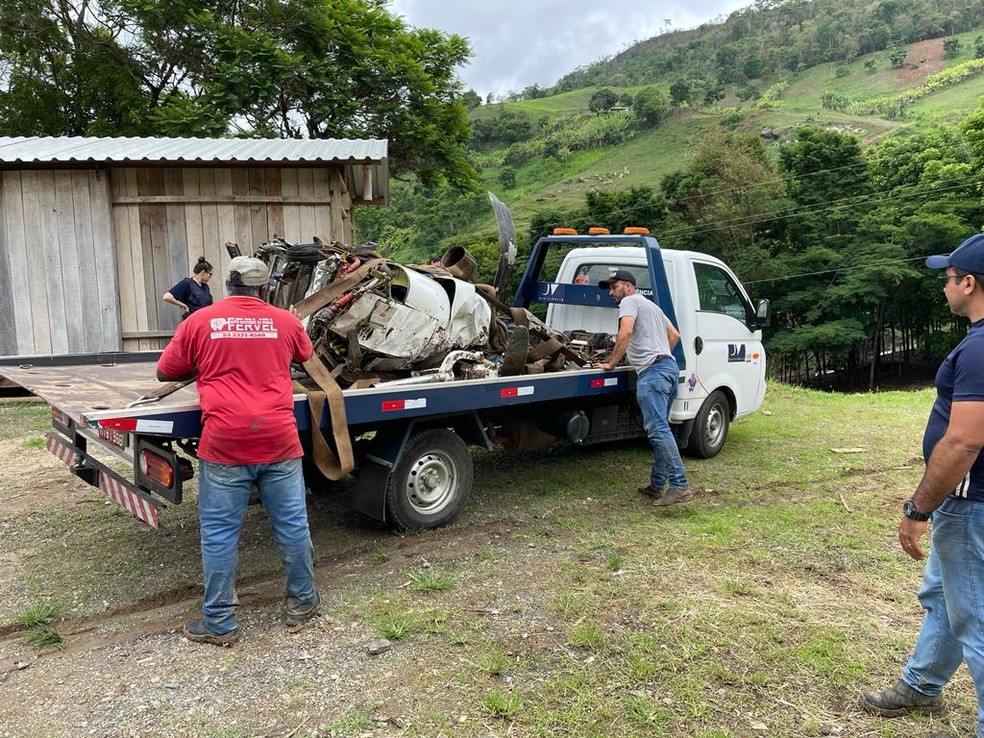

{"left": 385, "top": 429, "right": 472, "bottom": 530}
{"left": 688, "top": 390, "right": 730, "bottom": 459}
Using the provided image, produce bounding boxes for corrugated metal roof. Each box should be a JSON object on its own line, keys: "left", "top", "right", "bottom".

{"left": 0, "top": 136, "right": 388, "bottom": 165}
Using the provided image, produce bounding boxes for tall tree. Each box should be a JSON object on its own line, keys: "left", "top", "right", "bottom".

{"left": 660, "top": 132, "right": 785, "bottom": 265}
{"left": 632, "top": 86, "right": 669, "bottom": 128}
{"left": 779, "top": 126, "right": 870, "bottom": 243}
{"left": 0, "top": 0, "right": 478, "bottom": 188}
{"left": 965, "top": 97, "right": 984, "bottom": 173}
{"left": 588, "top": 88, "right": 620, "bottom": 113}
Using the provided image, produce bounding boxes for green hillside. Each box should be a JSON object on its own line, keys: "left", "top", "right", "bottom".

{"left": 356, "top": 3, "right": 984, "bottom": 389}
{"left": 362, "top": 22, "right": 984, "bottom": 256}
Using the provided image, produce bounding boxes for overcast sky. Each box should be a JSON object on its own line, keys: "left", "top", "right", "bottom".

{"left": 389, "top": 0, "right": 751, "bottom": 98}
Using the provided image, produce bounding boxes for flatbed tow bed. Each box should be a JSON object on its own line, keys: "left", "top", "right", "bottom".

{"left": 0, "top": 353, "right": 644, "bottom": 530}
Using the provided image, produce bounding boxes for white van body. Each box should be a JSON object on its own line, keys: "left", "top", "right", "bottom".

{"left": 546, "top": 246, "right": 767, "bottom": 431}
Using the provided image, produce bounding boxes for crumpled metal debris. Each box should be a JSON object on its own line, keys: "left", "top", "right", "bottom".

{"left": 249, "top": 236, "right": 597, "bottom": 389}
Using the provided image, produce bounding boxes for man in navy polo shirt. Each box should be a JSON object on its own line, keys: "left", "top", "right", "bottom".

{"left": 860, "top": 233, "right": 984, "bottom": 738}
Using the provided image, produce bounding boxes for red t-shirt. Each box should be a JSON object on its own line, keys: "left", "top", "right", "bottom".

{"left": 157, "top": 296, "right": 314, "bottom": 465}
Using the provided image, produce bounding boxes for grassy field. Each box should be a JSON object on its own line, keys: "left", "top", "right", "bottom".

{"left": 1, "top": 383, "right": 978, "bottom": 737}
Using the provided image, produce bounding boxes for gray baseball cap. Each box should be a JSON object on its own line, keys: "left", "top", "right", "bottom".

{"left": 227, "top": 256, "right": 270, "bottom": 287}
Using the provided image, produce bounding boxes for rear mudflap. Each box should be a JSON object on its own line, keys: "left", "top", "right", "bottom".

{"left": 46, "top": 432, "right": 161, "bottom": 528}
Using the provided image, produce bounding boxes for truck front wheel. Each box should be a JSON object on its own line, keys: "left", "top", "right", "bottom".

{"left": 688, "top": 390, "right": 730, "bottom": 459}
{"left": 385, "top": 429, "right": 473, "bottom": 530}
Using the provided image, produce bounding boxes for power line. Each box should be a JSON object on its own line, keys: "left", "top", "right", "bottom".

{"left": 659, "top": 175, "right": 984, "bottom": 241}
{"left": 668, "top": 158, "right": 873, "bottom": 207}
{"left": 540, "top": 171, "right": 984, "bottom": 244}
{"left": 743, "top": 256, "right": 932, "bottom": 285}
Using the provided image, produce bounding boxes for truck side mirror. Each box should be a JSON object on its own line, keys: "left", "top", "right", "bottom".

{"left": 754, "top": 299, "right": 770, "bottom": 328}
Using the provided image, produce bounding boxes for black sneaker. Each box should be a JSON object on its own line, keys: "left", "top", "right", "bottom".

{"left": 182, "top": 618, "right": 239, "bottom": 647}
{"left": 285, "top": 591, "right": 321, "bottom": 630}
{"left": 859, "top": 679, "right": 947, "bottom": 717}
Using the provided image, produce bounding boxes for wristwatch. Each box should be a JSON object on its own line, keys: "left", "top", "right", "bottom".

{"left": 902, "top": 499, "right": 931, "bottom": 522}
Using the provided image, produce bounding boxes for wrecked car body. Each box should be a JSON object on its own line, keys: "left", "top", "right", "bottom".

{"left": 252, "top": 238, "right": 503, "bottom": 386}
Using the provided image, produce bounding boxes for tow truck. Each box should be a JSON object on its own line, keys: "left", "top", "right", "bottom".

{"left": 0, "top": 228, "right": 768, "bottom": 530}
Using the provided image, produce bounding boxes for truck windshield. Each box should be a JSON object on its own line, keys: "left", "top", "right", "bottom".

{"left": 572, "top": 264, "right": 651, "bottom": 289}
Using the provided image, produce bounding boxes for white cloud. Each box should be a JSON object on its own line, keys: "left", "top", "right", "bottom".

{"left": 388, "top": 0, "right": 750, "bottom": 97}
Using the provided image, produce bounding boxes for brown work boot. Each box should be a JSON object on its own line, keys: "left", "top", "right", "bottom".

{"left": 858, "top": 680, "right": 947, "bottom": 717}
{"left": 651, "top": 487, "right": 694, "bottom": 506}
{"left": 637, "top": 484, "right": 664, "bottom": 500}
{"left": 285, "top": 591, "right": 321, "bottom": 632}
{"left": 182, "top": 618, "right": 239, "bottom": 647}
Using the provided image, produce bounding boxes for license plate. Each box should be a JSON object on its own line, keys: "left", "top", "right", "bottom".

{"left": 98, "top": 427, "right": 129, "bottom": 451}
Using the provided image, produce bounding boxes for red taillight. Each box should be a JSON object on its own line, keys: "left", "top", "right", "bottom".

{"left": 140, "top": 449, "right": 174, "bottom": 488}
{"left": 51, "top": 407, "right": 72, "bottom": 428}
{"left": 99, "top": 417, "right": 138, "bottom": 431}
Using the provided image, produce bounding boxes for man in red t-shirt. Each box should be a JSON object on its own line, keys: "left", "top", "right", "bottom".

{"left": 157, "top": 256, "right": 320, "bottom": 646}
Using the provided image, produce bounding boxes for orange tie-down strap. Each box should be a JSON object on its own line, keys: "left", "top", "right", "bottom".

{"left": 297, "top": 356, "right": 355, "bottom": 481}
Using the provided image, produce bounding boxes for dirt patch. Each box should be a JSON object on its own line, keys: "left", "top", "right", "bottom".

{"left": 896, "top": 38, "right": 945, "bottom": 87}
{"left": 0, "top": 428, "right": 568, "bottom": 737}
{"left": 0, "top": 437, "right": 87, "bottom": 518}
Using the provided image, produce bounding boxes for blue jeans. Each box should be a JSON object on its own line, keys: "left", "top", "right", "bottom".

{"left": 636, "top": 358, "right": 688, "bottom": 491}
{"left": 902, "top": 496, "right": 984, "bottom": 738}
{"left": 198, "top": 458, "right": 317, "bottom": 634}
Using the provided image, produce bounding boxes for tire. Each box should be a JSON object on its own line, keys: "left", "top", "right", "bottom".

{"left": 385, "top": 429, "right": 473, "bottom": 530}
{"left": 688, "top": 390, "right": 730, "bottom": 459}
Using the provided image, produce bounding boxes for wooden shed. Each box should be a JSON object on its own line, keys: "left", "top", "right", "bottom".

{"left": 0, "top": 136, "right": 388, "bottom": 356}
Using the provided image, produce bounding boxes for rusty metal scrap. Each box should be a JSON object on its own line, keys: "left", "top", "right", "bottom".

{"left": 247, "top": 238, "right": 600, "bottom": 389}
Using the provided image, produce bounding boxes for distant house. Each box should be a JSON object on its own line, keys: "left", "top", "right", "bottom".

{"left": 606, "top": 106, "right": 630, "bottom": 113}
{"left": 0, "top": 136, "right": 388, "bottom": 356}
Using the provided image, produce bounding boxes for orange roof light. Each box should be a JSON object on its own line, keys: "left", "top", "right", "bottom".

{"left": 624, "top": 227, "right": 650, "bottom": 235}
{"left": 552, "top": 228, "right": 578, "bottom": 235}
{"left": 587, "top": 227, "right": 610, "bottom": 235}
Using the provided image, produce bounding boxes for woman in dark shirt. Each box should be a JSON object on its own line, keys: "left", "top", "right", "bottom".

{"left": 163, "top": 257, "right": 214, "bottom": 318}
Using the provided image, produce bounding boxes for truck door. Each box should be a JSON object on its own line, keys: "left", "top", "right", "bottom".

{"left": 691, "top": 261, "right": 765, "bottom": 416}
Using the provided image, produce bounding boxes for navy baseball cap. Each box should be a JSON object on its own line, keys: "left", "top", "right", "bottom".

{"left": 598, "top": 269, "right": 637, "bottom": 289}
{"left": 926, "top": 233, "right": 984, "bottom": 273}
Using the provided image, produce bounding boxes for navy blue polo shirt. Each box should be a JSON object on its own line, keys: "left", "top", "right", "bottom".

{"left": 169, "top": 277, "right": 213, "bottom": 317}
{"left": 923, "top": 318, "right": 984, "bottom": 500}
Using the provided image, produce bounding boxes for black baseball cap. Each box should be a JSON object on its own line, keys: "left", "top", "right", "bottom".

{"left": 598, "top": 269, "right": 636, "bottom": 289}
{"left": 926, "top": 233, "right": 984, "bottom": 274}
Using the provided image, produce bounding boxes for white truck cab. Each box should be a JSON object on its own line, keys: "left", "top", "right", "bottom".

{"left": 540, "top": 243, "right": 768, "bottom": 457}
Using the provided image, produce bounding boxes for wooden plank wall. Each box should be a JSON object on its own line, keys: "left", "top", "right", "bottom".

{"left": 0, "top": 170, "right": 120, "bottom": 357}
{"left": 109, "top": 166, "right": 352, "bottom": 351}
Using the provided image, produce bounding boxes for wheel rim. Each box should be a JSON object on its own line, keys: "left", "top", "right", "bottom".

{"left": 405, "top": 450, "right": 458, "bottom": 515}
{"left": 704, "top": 402, "right": 727, "bottom": 449}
